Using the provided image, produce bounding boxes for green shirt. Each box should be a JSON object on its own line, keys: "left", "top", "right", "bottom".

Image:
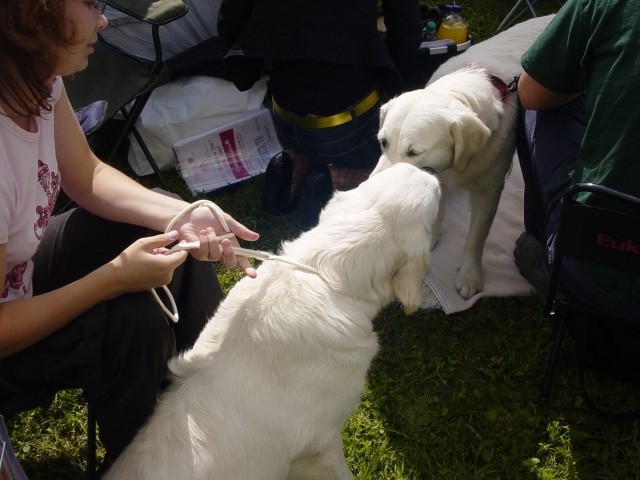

{"left": 522, "top": 0, "right": 640, "bottom": 205}
{"left": 522, "top": 0, "right": 640, "bottom": 304}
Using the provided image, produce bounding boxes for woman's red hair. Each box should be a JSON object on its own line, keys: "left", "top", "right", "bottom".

{"left": 0, "top": 0, "right": 73, "bottom": 117}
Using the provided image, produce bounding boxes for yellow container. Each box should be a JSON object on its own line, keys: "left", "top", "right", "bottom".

{"left": 436, "top": 8, "right": 468, "bottom": 45}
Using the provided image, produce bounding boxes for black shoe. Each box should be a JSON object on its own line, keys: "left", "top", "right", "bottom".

{"left": 300, "top": 166, "right": 334, "bottom": 229}
{"left": 261, "top": 151, "right": 296, "bottom": 214}
{"left": 514, "top": 231, "right": 550, "bottom": 299}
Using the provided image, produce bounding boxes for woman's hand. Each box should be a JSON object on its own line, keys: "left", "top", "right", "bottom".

{"left": 172, "top": 205, "right": 260, "bottom": 278}
{"left": 109, "top": 231, "right": 189, "bottom": 294}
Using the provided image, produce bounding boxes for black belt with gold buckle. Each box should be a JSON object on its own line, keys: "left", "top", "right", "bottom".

{"left": 273, "top": 88, "right": 381, "bottom": 129}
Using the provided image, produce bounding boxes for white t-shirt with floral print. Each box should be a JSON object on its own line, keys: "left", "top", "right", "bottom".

{"left": 0, "top": 78, "right": 62, "bottom": 301}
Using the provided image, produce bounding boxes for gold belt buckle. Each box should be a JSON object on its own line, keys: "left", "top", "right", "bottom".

{"left": 274, "top": 88, "right": 380, "bottom": 129}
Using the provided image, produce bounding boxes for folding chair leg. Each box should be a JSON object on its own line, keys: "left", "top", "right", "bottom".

{"left": 86, "top": 403, "right": 97, "bottom": 480}
{"left": 541, "top": 313, "right": 567, "bottom": 400}
{"left": 107, "top": 100, "right": 168, "bottom": 190}
{"left": 106, "top": 86, "right": 155, "bottom": 166}
{"left": 495, "top": 0, "right": 538, "bottom": 33}
{"left": 129, "top": 125, "right": 169, "bottom": 190}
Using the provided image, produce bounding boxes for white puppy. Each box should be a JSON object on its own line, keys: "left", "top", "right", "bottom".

{"left": 104, "top": 163, "right": 441, "bottom": 480}
{"left": 372, "top": 15, "right": 553, "bottom": 299}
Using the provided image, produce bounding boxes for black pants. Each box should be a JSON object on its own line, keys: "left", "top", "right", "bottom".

{"left": 0, "top": 208, "right": 223, "bottom": 462}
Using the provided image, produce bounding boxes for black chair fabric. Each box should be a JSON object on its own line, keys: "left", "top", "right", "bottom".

{"left": 541, "top": 182, "right": 640, "bottom": 421}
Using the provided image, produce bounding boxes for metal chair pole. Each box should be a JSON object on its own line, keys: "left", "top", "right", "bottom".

{"left": 495, "top": 0, "right": 538, "bottom": 33}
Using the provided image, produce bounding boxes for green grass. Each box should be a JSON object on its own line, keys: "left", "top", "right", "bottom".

{"left": 7, "top": 1, "right": 640, "bottom": 478}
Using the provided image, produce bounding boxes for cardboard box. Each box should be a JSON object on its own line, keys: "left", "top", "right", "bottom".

{"left": 174, "top": 107, "right": 282, "bottom": 194}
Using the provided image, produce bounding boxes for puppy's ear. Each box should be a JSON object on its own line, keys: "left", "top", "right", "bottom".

{"left": 379, "top": 99, "right": 391, "bottom": 127}
{"left": 391, "top": 250, "right": 430, "bottom": 315}
{"left": 450, "top": 114, "right": 492, "bottom": 174}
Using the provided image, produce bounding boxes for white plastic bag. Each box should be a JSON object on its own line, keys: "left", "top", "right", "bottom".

{"left": 127, "top": 75, "right": 268, "bottom": 176}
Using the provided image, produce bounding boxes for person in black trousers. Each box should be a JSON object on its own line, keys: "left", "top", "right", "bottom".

{"left": 218, "top": 0, "right": 422, "bottom": 226}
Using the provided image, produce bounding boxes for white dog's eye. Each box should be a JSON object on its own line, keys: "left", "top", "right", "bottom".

{"left": 379, "top": 138, "right": 388, "bottom": 151}
{"left": 407, "top": 148, "right": 419, "bottom": 157}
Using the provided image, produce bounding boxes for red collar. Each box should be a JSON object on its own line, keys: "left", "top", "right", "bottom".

{"left": 489, "top": 75, "right": 511, "bottom": 102}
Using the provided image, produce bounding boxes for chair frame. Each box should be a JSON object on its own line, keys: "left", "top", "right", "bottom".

{"left": 495, "top": 0, "right": 565, "bottom": 33}
{"left": 541, "top": 183, "right": 640, "bottom": 411}
{"left": 104, "top": 1, "right": 189, "bottom": 182}
{"left": 65, "top": 0, "right": 190, "bottom": 188}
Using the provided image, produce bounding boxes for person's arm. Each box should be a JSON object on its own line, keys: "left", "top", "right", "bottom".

{"left": 518, "top": 70, "right": 581, "bottom": 111}
{"left": 0, "top": 83, "right": 260, "bottom": 357}
{"left": 0, "top": 233, "right": 187, "bottom": 358}
{"left": 54, "top": 83, "right": 259, "bottom": 273}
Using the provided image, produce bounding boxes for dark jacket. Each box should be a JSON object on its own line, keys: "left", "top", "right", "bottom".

{"left": 217, "top": 0, "right": 422, "bottom": 97}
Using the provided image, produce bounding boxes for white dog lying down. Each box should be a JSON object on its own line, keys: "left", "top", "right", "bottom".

{"left": 372, "top": 15, "right": 553, "bottom": 299}
{"left": 104, "top": 163, "right": 441, "bottom": 480}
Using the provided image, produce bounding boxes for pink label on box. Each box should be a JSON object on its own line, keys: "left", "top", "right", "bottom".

{"left": 219, "top": 129, "right": 250, "bottom": 179}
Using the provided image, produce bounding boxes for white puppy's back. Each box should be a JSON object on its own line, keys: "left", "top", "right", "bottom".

{"left": 104, "top": 163, "right": 441, "bottom": 480}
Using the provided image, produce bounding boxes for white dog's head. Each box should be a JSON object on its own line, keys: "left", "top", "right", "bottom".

{"left": 372, "top": 66, "right": 503, "bottom": 177}
{"left": 286, "top": 163, "right": 441, "bottom": 314}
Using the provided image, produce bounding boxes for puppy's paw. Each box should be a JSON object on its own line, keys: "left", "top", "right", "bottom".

{"left": 454, "top": 267, "right": 483, "bottom": 299}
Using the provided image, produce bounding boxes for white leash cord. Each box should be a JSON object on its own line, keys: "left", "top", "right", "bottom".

{"left": 152, "top": 200, "right": 319, "bottom": 323}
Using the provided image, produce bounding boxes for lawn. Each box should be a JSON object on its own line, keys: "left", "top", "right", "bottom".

{"left": 7, "top": 1, "right": 640, "bottom": 479}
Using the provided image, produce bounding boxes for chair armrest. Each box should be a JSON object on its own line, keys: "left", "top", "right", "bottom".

{"left": 107, "top": 0, "right": 188, "bottom": 25}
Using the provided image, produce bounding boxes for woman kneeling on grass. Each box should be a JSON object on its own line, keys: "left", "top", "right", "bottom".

{"left": 0, "top": 0, "right": 259, "bottom": 470}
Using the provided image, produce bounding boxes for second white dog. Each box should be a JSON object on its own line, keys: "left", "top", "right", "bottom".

{"left": 372, "top": 15, "right": 553, "bottom": 299}
{"left": 103, "top": 163, "right": 441, "bottom": 480}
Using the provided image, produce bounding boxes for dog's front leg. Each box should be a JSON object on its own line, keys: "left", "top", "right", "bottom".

{"left": 455, "top": 184, "right": 503, "bottom": 298}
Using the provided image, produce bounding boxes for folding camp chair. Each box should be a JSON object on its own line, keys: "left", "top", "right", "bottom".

{"left": 64, "top": 0, "right": 190, "bottom": 189}
{"left": 541, "top": 183, "right": 640, "bottom": 419}
{"left": 495, "top": 0, "right": 564, "bottom": 33}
